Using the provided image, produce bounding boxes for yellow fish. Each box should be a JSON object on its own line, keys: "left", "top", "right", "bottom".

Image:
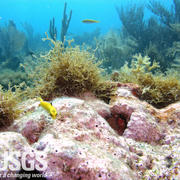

{"left": 82, "top": 19, "right": 100, "bottom": 24}
{"left": 39, "top": 98, "right": 57, "bottom": 119}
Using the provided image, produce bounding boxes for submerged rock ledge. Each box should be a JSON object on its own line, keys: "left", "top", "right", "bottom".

{"left": 1, "top": 83, "right": 180, "bottom": 179}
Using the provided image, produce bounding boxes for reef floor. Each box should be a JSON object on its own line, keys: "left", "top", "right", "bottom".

{"left": 0, "top": 83, "right": 180, "bottom": 180}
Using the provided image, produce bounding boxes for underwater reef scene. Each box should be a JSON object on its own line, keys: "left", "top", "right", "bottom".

{"left": 0, "top": 0, "right": 180, "bottom": 179}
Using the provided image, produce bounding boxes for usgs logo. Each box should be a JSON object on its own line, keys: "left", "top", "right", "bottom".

{"left": 0, "top": 150, "right": 47, "bottom": 171}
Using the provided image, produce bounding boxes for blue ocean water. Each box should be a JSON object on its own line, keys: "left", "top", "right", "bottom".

{"left": 0, "top": 0, "right": 154, "bottom": 36}
{"left": 0, "top": 1, "right": 180, "bottom": 110}
{"left": 0, "top": 0, "right": 178, "bottom": 74}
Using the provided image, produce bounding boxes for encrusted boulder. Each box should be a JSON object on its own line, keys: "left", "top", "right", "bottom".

{"left": 109, "top": 85, "right": 163, "bottom": 144}
{"left": 0, "top": 83, "right": 180, "bottom": 179}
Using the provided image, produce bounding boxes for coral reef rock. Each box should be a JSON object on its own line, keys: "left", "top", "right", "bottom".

{"left": 1, "top": 83, "right": 180, "bottom": 179}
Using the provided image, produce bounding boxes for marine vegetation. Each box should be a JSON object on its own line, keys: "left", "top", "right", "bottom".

{"left": 95, "top": 30, "right": 138, "bottom": 72}
{"left": 0, "top": 20, "right": 26, "bottom": 59}
{"left": 49, "top": 2, "right": 72, "bottom": 42}
{"left": 0, "top": 69, "right": 30, "bottom": 90}
{"left": 0, "top": 84, "right": 24, "bottom": 129}
{"left": 49, "top": 17, "right": 57, "bottom": 41}
{"left": 23, "top": 22, "right": 49, "bottom": 52}
{"left": 31, "top": 34, "right": 113, "bottom": 103}
{"left": 115, "top": 0, "right": 180, "bottom": 72}
{"left": 0, "top": 20, "right": 48, "bottom": 90}
{"left": 0, "top": 20, "right": 26, "bottom": 71}
{"left": 111, "top": 54, "right": 180, "bottom": 108}
{"left": 61, "top": 2, "right": 72, "bottom": 42}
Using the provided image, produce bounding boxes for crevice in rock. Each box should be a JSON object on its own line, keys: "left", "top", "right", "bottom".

{"left": 107, "top": 113, "right": 129, "bottom": 135}
{"left": 107, "top": 105, "right": 134, "bottom": 135}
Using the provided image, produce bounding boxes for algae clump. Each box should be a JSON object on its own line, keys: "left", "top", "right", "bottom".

{"left": 32, "top": 34, "right": 113, "bottom": 102}
{"left": 112, "top": 54, "right": 180, "bottom": 108}
{"left": 0, "top": 84, "right": 23, "bottom": 128}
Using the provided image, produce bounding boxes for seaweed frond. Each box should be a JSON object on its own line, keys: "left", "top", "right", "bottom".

{"left": 31, "top": 34, "right": 114, "bottom": 102}
{"left": 131, "top": 53, "right": 159, "bottom": 73}
{"left": 112, "top": 54, "right": 180, "bottom": 108}
{"left": 0, "top": 83, "right": 24, "bottom": 128}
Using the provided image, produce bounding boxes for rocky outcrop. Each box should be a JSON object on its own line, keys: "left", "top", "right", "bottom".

{"left": 0, "top": 83, "right": 180, "bottom": 179}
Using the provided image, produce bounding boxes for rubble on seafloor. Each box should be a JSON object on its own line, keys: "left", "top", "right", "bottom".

{"left": 0, "top": 83, "right": 180, "bottom": 180}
